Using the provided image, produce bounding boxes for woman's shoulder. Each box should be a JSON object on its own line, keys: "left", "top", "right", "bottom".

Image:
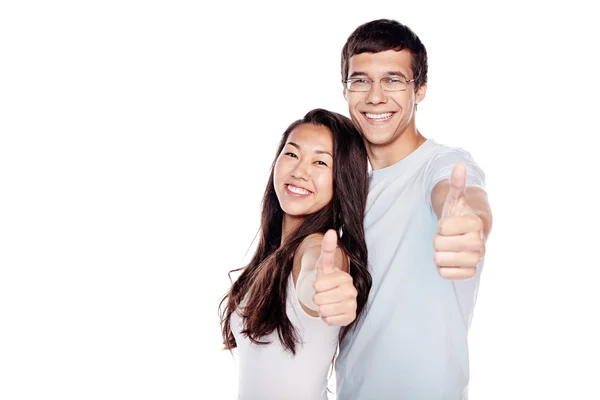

{"left": 296, "top": 232, "right": 349, "bottom": 273}
{"left": 292, "top": 233, "right": 324, "bottom": 266}
{"left": 300, "top": 233, "right": 325, "bottom": 249}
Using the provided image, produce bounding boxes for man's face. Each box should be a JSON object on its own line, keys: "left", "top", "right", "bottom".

{"left": 344, "top": 50, "right": 426, "bottom": 147}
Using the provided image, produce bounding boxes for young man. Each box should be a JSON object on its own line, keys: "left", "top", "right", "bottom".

{"left": 314, "top": 19, "right": 493, "bottom": 399}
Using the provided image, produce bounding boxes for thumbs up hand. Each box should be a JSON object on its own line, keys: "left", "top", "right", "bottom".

{"left": 312, "top": 230, "right": 358, "bottom": 326}
{"left": 434, "top": 163, "right": 485, "bottom": 280}
{"left": 316, "top": 229, "right": 338, "bottom": 277}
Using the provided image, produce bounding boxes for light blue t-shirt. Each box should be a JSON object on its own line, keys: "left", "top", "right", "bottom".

{"left": 335, "top": 139, "right": 486, "bottom": 400}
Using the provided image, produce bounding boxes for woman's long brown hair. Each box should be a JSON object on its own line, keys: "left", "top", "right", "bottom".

{"left": 219, "top": 108, "right": 371, "bottom": 355}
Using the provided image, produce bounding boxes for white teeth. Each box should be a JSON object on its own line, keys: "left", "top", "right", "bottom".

{"left": 365, "top": 112, "right": 393, "bottom": 120}
{"left": 288, "top": 185, "right": 311, "bottom": 195}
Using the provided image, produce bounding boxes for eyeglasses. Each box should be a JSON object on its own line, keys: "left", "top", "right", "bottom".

{"left": 344, "top": 77, "right": 416, "bottom": 92}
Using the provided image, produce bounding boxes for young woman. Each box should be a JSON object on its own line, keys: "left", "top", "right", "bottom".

{"left": 219, "top": 108, "right": 372, "bottom": 400}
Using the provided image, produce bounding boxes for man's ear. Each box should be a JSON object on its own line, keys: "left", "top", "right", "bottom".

{"left": 416, "top": 82, "right": 427, "bottom": 104}
{"left": 343, "top": 86, "right": 348, "bottom": 101}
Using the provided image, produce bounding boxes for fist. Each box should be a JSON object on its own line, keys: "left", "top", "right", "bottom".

{"left": 312, "top": 230, "right": 358, "bottom": 326}
{"left": 434, "top": 163, "right": 485, "bottom": 280}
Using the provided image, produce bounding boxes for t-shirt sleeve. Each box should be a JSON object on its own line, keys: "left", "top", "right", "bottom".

{"left": 424, "top": 147, "right": 486, "bottom": 213}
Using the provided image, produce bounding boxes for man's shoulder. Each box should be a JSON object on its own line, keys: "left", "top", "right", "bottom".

{"left": 426, "top": 138, "right": 475, "bottom": 159}
{"left": 423, "top": 138, "right": 486, "bottom": 187}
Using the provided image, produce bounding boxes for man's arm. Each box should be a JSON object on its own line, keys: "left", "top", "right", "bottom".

{"left": 431, "top": 163, "right": 493, "bottom": 280}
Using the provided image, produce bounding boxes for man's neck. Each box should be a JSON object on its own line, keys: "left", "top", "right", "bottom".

{"left": 367, "top": 129, "right": 426, "bottom": 170}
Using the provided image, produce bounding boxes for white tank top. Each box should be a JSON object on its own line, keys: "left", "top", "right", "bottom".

{"left": 230, "top": 273, "right": 341, "bottom": 400}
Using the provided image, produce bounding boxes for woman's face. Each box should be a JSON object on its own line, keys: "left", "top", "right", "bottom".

{"left": 273, "top": 123, "right": 334, "bottom": 220}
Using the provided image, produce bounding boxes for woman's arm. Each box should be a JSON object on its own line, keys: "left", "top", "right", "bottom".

{"left": 294, "top": 233, "right": 349, "bottom": 317}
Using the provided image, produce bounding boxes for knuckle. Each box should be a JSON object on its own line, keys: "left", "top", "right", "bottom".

{"left": 467, "top": 252, "right": 480, "bottom": 266}
{"left": 433, "top": 252, "right": 442, "bottom": 266}
{"left": 463, "top": 256, "right": 476, "bottom": 268}
{"left": 345, "top": 284, "right": 355, "bottom": 296}
{"left": 438, "top": 219, "right": 447, "bottom": 234}
{"left": 474, "top": 236, "right": 484, "bottom": 249}
{"left": 437, "top": 266, "right": 449, "bottom": 278}
{"left": 433, "top": 234, "right": 441, "bottom": 249}
{"left": 461, "top": 268, "right": 477, "bottom": 280}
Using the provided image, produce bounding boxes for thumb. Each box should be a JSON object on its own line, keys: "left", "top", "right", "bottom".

{"left": 447, "top": 162, "right": 467, "bottom": 203}
{"left": 316, "top": 229, "right": 338, "bottom": 277}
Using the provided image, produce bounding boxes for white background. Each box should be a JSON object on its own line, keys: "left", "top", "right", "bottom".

{"left": 1, "top": 1, "right": 599, "bottom": 399}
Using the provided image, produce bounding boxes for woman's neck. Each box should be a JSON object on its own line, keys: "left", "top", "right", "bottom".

{"left": 281, "top": 214, "right": 302, "bottom": 245}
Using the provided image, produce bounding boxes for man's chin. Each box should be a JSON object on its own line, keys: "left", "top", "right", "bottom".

{"left": 360, "top": 125, "right": 397, "bottom": 146}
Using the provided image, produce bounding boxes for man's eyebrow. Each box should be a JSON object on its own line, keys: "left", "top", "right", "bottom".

{"left": 348, "top": 71, "right": 409, "bottom": 79}
{"left": 385, "top": 71, "right": 408, "bottom": 78}
{"left": 348, "top": 71, "right": 369, "bottom": 79}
